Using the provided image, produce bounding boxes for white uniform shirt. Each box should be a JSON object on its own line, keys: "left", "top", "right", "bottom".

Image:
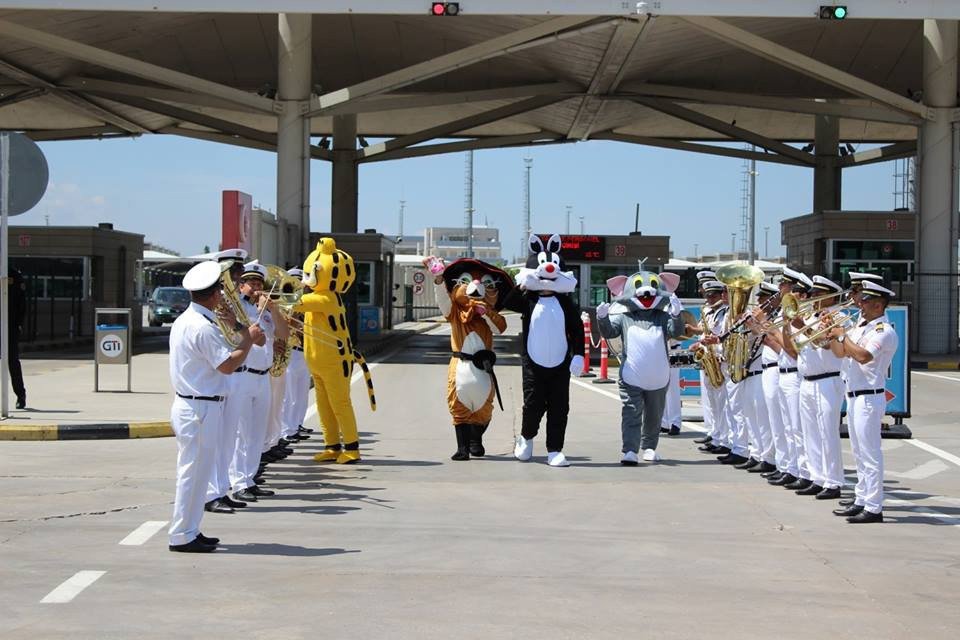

{"left": 169, "top": 302, "right": 232, "bottom": 397}
{"left": 844, "top": 314, "right": 898, "bottom": 391}
{"left": 241, "top": 296, "right": 274, "bottom": 371}
{"left": 796, "top": 313, "right": 842, "bottom": 377}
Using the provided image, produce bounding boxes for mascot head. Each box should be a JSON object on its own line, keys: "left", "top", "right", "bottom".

{"left": 302, "top": 238, "right": 356, "bottom": 293}
{"left": 607, "top": 270, "right": 680, "bottom": 311}
{"left": 516, "top": 233, "right": 577, "bottom": 294}
{"left": 443, "top": 258, "right": 512, "bottom": 311}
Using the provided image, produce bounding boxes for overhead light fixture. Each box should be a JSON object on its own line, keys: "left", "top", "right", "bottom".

{"left": 431, "top": 2, "right": 460, "bottom": 16}
{"left": 358, "top": 135, "right": 369, "bottom": 148}
{"left": 845, "top": 143, "right": 856, "bottom": 155}
{"left": 801, "top": 143, "right": 815, "bottom": 153}
{"left": 318, "top": 137, "right": 330, "bottom": 150}
{"left": 819, "top": 5, "right": 847, "bottom": 20}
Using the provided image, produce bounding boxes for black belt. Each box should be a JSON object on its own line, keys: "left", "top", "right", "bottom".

{"left": 235, "top": 366, "right": 269, "bottom": 375}
{"left": 847, "top": 388, "right": 885, "bottom": 398}
{"left": 744, "top": 370, "right": 763, "bottom": 379}
{"left": 779, "top": 367, "right": 798, "bottom": 374}
{"left": 804, "top": 371, "right": 840, "bottom": 381}
{"left": 762, "top": 362, "right": 778, "bottom": 370}
{"left": 451, "top": 350, "right": 503, "bottom": 411}
{"left": 293, "top": 346, "right": 303, "bottom": 352}
{"left": 176, "top": 393, "right": 224, "bottom": 402}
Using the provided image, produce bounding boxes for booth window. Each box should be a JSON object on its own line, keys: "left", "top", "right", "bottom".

{"left": 830, "top": 240, "right": 914, "bottom": 283}
{"left": 355, "top": 261, "right": 374, "bottom": 305}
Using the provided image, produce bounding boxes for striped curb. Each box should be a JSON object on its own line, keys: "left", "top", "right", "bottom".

{"left": 910, "top": 361, "right": 960, "bottom": 371}
{"left": 0, "top": 421, "right": 172, "bottom": 441}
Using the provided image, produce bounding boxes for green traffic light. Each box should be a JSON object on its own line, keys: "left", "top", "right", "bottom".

{"left": 834, "top": 6, "right": 847, "bottom": 19}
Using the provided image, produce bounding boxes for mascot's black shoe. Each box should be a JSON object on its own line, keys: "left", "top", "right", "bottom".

{"left": 451, "top": 424, "right": 471, "bottom": 461}
{"left": 469, "top": 424, "right": 487, "bottom": 457}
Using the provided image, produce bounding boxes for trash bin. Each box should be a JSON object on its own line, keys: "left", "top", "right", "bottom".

{"left": 95, "top": 308, "right": 132, "bottom": 392}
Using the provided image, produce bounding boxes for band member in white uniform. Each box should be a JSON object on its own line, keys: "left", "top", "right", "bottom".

{"left": 749, "top": 281, "right": 783, "bottom": 476}
{"left": 281, "top": 267, "right": 312, "bottom": 443}
{"left": 828, "top": 281, "right": 898, "bottom": 523}
{"left": 776, "top": 269, "right": 813, "bottom": 489}
{"left": 168, "top": 261, "right": 260, "bottom": 552}
{"left": 204, "top": 248, "right": 250, "bottom": 515}
{"left": 692, "top": 270, "right": 717, "bottom": 447}
{"left": 726, "top": 285, "right": 771, "bottom": 472}
{"left": 697, "top": 282, "right": 734, "bottom": 457}
{"left": 784, "top": 275, "right": 846, "bottom": 501}
{"left": 661, "top": 338, "right": 683, "bottom": 436}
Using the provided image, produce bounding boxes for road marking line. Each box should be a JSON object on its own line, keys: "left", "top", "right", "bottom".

{"left": 572, "top": 378, "right": 709, "bottom": 434}
{"left": 119, "top": 521, "right": 168, "bottom": 546}
{"left": 886, "top": 499, "right": 960, "bottom": 528}
{"left": 886, "top": 459, "right": 950, "bottom": 480}
{"left": 40, "top": 571, "right": 106, "bottom": 604}
{"left": 303, "top": 362, "right": 380, "bottom": 422}
{"left": 913, "top": 371, "right": 960, "bottom": 382}
{"left": 904, "top": 439, "right": 960, "bottom": 468}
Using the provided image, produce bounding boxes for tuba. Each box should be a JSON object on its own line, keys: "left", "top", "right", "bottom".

{"left": 264, "top": 265, "right": 304, "bottom": 377}
{"left": 716, "top": 264, "right": 765, "bottom": 383}
{"left": 214, "top": 261, "right": 251, "bottom": 348}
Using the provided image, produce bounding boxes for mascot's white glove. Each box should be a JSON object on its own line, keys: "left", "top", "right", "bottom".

{"left": 596, "top": 302, "right": 610, "bottom": 319}
{"left": 569, "top": 354, "right": 584, "bottom": 375}
{"left": 668, "top": 293, "right": 684, "bottom": 317}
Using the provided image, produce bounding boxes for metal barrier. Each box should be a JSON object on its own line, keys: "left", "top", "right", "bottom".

{"left": 897, "top": 272, "right": 959, "bottom": 353}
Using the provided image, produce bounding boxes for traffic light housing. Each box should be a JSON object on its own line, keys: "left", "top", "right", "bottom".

{"left": 819, "top": 5, "right": 847, "bottom": 20}
{"left": 431, "top": 2, "right": 460, "bottom": 16}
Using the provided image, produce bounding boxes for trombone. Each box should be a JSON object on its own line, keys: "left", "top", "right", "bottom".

{"left": 792, "top": 305, "right": 860, "bottom": 350}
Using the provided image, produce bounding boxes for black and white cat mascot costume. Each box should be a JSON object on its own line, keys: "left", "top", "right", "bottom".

{"left": 503, "top": 234, "right": 585, "bottom": 467}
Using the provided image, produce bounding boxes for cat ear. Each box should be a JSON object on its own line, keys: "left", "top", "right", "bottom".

{"left": 546, "top": 234, "right": 562, "bottom": 254}
{"left": 528, "top": 234, "right": 545, "bottom": 255}
{"left": 659, "top": 272, "right": 681, "bottom": 293}
{"left": 607, "top": 275, "right": 629, "bottom": 297}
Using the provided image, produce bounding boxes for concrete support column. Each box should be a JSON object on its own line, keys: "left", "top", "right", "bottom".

{"left": 331, "top": 114, "right": 359, "bottom": 233}
{"left": 813, "top": 112, "right": 842, "bottom": 212}
{"left": 916, "top": 19, "right": 959, "bottom": 354}
{"left": 277, "top": 13, "right": 312, "bottom": 264}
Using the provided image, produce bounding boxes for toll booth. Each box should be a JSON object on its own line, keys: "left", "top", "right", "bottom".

{"left": 308, "top": 231, "right": 397, "bottom": 339}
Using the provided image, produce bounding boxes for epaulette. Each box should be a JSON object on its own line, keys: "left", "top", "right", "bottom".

{"left": 875, "top": 323, "right": 885, "bottom": 333}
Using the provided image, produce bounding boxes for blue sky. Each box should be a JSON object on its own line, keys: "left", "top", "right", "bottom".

{"left": 21, "top": 135, "right": 899, "bottom": 261}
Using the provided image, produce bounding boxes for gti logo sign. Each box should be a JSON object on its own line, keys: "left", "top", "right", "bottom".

{"left": 99, "top": 334, "right": 124, "bottom": 358}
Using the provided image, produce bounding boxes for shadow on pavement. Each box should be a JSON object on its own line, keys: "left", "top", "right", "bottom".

{"left": 216, "top": 543, "right": 361, "bottom": 557}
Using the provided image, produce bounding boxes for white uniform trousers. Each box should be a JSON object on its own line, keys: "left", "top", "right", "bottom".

{"left": 731, "top": 374, "right": 769, "bottom": 462}
{"left": 282, "top": 350, "right": 310, "bottom": 438}
{"left": 699, "top": 370, "right": 715, "bottom": 438}
{"left": 263, "top": 373, "right": 286, "bottom": 452}
{"left": 169, "top": 396, "right": 222, "bottom": 546}
{"left": 206, "top": 375, "right": 239, "bottom": 503}
{"left": 228, "top": 371, "right": 271, "bottom": 492}
{"left": 799, "top": 377, "right": 845, "bottom": 489}
{"left": 761, "top": 366, "right": 791, "bottom": 472}
{"left": 725, "top": 379, "right": 750, "bottom": 458}
{"left": 704, "top": 379, "right": 730, "bottom": 447}
{"left": 661, "top": 368, "right": 682, "bottom": 430}
{"left": 847, "top": 394, "right": 885, "bottom": 513}
{"left": 779, "top": 371, "right": 804, "bottom": 479}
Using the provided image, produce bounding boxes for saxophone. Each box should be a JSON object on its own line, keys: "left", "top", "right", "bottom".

{"left": 694, "top": 303, "right": 725, "bottom": 388}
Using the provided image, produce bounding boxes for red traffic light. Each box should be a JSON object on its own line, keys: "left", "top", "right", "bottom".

{"left": 431, "top": 2, "right": 460, "bottom": 16}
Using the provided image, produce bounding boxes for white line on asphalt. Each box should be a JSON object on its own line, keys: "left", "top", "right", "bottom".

{"left": 905, "top": 438, "right": 960, "bottom": 468}
{"left": 913, "top": 371, "right": 960, "bottom": 382}
{"left": 886, "top": 498, "right": 960, "bottom": 528}
{"left": 119, "top": 521, "right": 168, "bottom": 546}
{"left": 885, "top": 459, "right": 950, "bottom": 480}
{"left": 571, "top": 378, "right": 709, "bottom": 434}
{"left": 40, "top": 571, "right": 106, "bottom": 604}
{"left": 303, "top": 362, "right": 381, "bottom": 423}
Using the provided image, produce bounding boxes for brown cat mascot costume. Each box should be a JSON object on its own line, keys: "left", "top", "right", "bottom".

{"left": 425, "top": 257, "right": 512, "bottom": 460}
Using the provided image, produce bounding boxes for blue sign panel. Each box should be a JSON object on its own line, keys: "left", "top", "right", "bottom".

{"left": 678, "top": 303, "right": 704, "bottom": 398}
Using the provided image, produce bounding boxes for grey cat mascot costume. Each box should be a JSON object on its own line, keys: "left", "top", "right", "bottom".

{"left": 597, "top": 270, "right": 686, "bottom": 465}
{"left": 503, "top": 234, "right": 585, "bottom": 467}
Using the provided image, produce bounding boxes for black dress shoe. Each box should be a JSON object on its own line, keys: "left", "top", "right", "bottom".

{"left": 761, "top": 469, "right": 781, "bottom": 479}
{"left": 248, "top": 486, "right": 275, "bottom": 497}
{"left": 660, "top": 427, "right": 669, "bottom": 434}
{"left": 815, "top": 487, "right": 842, "bottom": 500}
{"left": 260, "top": 452, "right": 280, "bottom": 463}
{"left": 234, "top": 489, "right": 258, "bottom": 502}
{"left": 785, "top": 478, "right": 812, "bottom": 490}
{"left": 253, "top": 476, "right": 267, "bottom": 485}
{"left": 750, "top": 462, "right": 777, "bottom": 474}
{"left": 847, "top": 510, "right": 883, "bottom": 524}
{"left": 169, "top": 538, "right": 216, "bottom": 553}
{"left": 668, "top": 425, "right": 680, "bottom": 436}
{"left": 204, "top": 499, "right": 234, "bottom": 514}
{"left": 734, "top": 458, "right": 760, "bottom": 470}
{"left": 769, "top": 473, "right": 796, "bottom": 486}
{"left": 699, "top": 443, "right": 718, "bottom": 452}
{"left": 197, "top": 533, "right": 220, "bottom": 545}
{"left": 720, "top": 454, "right": 749, "bottom": 465}
{"left": 709, "top": 445, "right": 731, "bottom": 455}
{"left": 838, "top": 498, "right": 857, "bottom": 507}
{"left": 694, "top": 435, "right": 713, "bottom": 445}
{"left": 298, "top": 426, "right": 314, "bottom": 434}
{"left": 833, "top": 504, "right": 864, "bottom": 517}
{"left": 796, "top": 483, "right": 824, "bottom": 496}
{"left": 15, "top": 396, "right": 26, "bottom": 410}
{"left": 221, "top": 496, "right": 247, "bottom": 508}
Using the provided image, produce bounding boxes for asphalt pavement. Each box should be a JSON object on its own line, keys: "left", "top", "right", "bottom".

{"left": 2, "top": 316, "right": 960, "bottom": 639}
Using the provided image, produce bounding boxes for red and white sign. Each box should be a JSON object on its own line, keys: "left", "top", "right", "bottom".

{"left": 222, "top": 190, "right": 253, "bottom": 254}
{"left": 614, "top": 244, "right": 626, "bottom": 257}
{"left": 17, "top": 234, "right": 30, "bottom": 247}
{"left": 678, "top": 377, "right": 701, "bottom": 391}
{"left": 413, "top": 283, "right": 425, "bottom": 295}
{"left": 886, "top": 219, "right": 899, "bottom": 231}
{"left": 412, "top": 271, "right": 425, "bottom": 285}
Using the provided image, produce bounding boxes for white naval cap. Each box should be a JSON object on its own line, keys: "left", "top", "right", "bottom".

{"left": 811, "top": 275, "right": 843, "bottom": 293}
{"left": 286, "top": 267, "right": 304, "bottom": 278}
{"left": 861, "top": 280, "right": 895, "bottom": 299}
{"left": 702, "top": 280, "right": 725, "bottom": 293}
{"left": 797, "top": 273, "right": 814, "bottom": 290}
{"left": 213, "top": 248, "right": 248, "bottom": 262}
{"left": 696, "top": 270, "right": 716, "bottom": 282}
{"left": 780, "top": 266, "right": 806, "bottom": 286}
{"left": 848, "top": 271, "right": 884, "bottom": 285}
{"left": 241, "top": 259, "right": 267, "bottom": 280}
{"left": 758, "top": 281, "right": 778, "bottom": 296}
{"left": 182, "top": 261, "right": 223, "bottom": 292}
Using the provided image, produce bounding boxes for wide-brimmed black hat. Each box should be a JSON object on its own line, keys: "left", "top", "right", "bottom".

{"left": 442, "top": 258, "right": 513, "bottom": 310}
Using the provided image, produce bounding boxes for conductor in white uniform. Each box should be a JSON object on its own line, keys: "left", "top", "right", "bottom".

{"left": 168, "top": 261, "right": 262, "bottom": 553}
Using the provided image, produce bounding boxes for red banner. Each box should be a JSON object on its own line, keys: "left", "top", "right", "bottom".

{"left": 221, "top": 190, "right": 253, "bottom": 253}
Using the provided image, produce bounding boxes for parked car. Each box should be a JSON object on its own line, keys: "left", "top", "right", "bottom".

{"left": 148, "top": 286, "right": 191, "bottom": 326}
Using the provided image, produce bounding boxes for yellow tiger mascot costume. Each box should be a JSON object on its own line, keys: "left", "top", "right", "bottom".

{"left": 296, "top": 238, "right": 375, "bottom": 464}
